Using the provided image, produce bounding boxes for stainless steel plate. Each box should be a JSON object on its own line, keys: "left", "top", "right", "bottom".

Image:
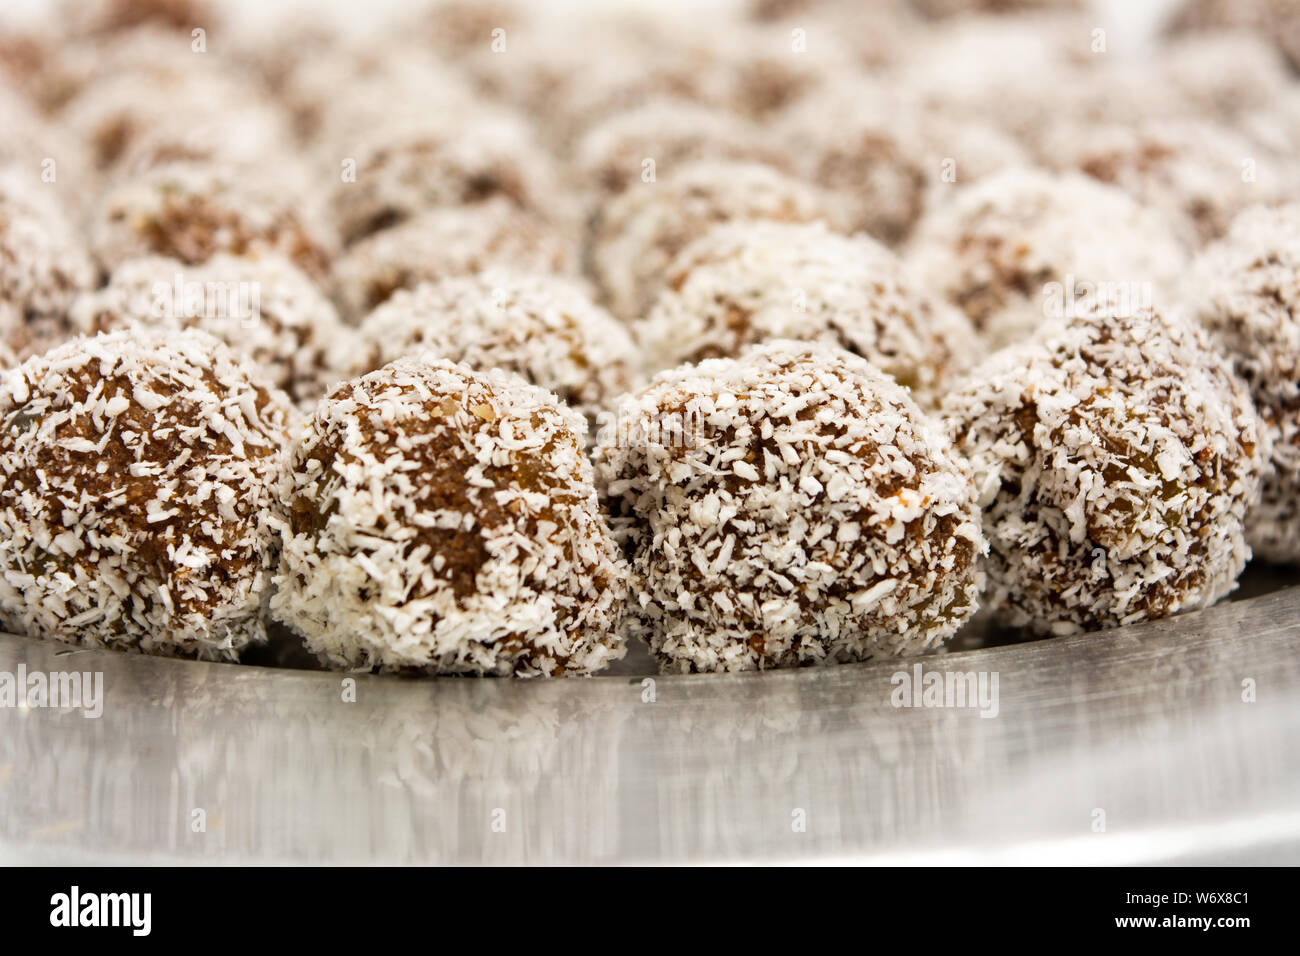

{"left": 2, "top": 585, "right": 1298, "bottom": 865}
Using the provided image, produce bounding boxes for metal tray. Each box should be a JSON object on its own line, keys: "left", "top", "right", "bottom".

{"left": 1, "top": 574, "right": 1298, "bottom": 865}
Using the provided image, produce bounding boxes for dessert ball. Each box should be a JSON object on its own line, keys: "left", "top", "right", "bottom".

{"left": 777, "top": 81, "right": 932, "bottom": 244}
{"left": 58, "top": 0, "right": 219, "bottom": 37}
{"left": 643, "top": 18, "right": 856, "bottom": 121}
{"left": 1166, "top": 0, "right": 1300, "bottom": 73}
{"left": 352, "top": 270, "right": 639, "bottom": 426}
{"left": 1154, "top": 32, "right": 1292, "bottom": 124}
{"left": 641, "top": 221, "right": 980, "bottom": 408}
{"left": 325, "top": 112, "right": 563, "bottom": 247}
{"left": 0, "top": 167, "right": 98, "bottom": 360}
{"left": 594, "top": 339, "right": 985, "bottom": 673}
{"left": 89, "top": 161, "right": 336, "bottom": 280}
{"left": 943, "top": 307, "right": 1267, "bottom": 636}
{"left": 1184, "top": 203, "right": 1300, "bottom": 563}
{"left": 0, "top": 327, "right": 294, "bottom": 658}
{"left": 907, "top": 167, "right": 1188, "bottom": 348}
{"left": 69, "top": 253, "right": 356, "bottom": 404}
{"left": 276, "top": 39, "right": 477, "bottom": 144}
{"left": 456, "top": 14, "right": 700, "bottom": 142}
{"left": 61, "top": 67, "right": 290, "bottom": 176}
{"left": 897, "top": 14, "right": 1097, "bottom": 144}
{"left": 910, "top": 0, "right": 1084, "bottom": 16}
{"left": 270, "top": 359, "right": 628, "bottom": 676}
{"left": 590, "top": 160, "right": 848, "bottom": 321}
{"left": 329, "top": 198, "right": 575, "bottom": 322}
{"left": 572, "top": 99, "right": 782, "bottom": 197}
{"left": 1038, "top": 116, "right": 1291, "bottom": 246}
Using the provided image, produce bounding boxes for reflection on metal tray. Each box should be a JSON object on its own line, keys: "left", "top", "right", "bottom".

{"left": 1, "top": 577, "right": 1298, "bottom": 865}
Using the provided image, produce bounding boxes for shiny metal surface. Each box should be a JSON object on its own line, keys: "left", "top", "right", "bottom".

{"left": 2, "top": 586, "right": 1299, "bottom": 865}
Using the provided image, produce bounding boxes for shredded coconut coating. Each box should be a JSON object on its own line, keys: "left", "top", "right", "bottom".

{"left": 1038, "top": 116, "right": 1293, "bottom": 246}
{"left": 329, "top": 198, "right": 576, "bottom": 322}
{"left": 0, "top": 85, "right": 94, "bottom": 209}
{"left": 1166, "top": 0, "right": 1300, "bottom": 73}
{"left": 641, "top": 221, "right": 981, "bottom": 408}
{"left": 61, "top": 68, "right": 291, "bottom": 175}
{"left": 912, "top": 0, "right": 1084, "bottom": 15}
{"left": 352, "top": 270, "right": 639, "bottom": 426}
{"left": 0, "top": 167, "right": 98, "bottom": 361}
{"left": 907, "top": 167, "right": 1189, "bottom": 349}
{"left": 0, "top": 327, "right": 295, "bottom": 658}
{"left": 1154, "top": 32, "right": 1293, "bottom": 124}
{"left": 571, "top": 99, "right": 785, "bottom": 198}
{"left": 59, "top": 0, "right": 219, "bottom": 37}
{"left": 89, "top": 160, "right": 337, "bottom": 281}
{"left": 896, "top": 14, "right": 1098, "bottom": 145}
{"left": 1184, "top": 203, "right": 1300, "bottom": 563}
{"left": 270, "top": 359, "right": 628, "bottom": 676}
{"left": 69, "top": 253, "right": 357, "bottom": 405}
{"left": 777, "top": 81, "right": 933, "bottom": 245}
{"left": 942, "top": 306, "right": 1267, "bottom": 636}
{"left": 591, "top": 160, "right": 849, "bottom": 321}
{"left": 626, "top": 18, "right": 856, "bottom": 121}
{"left": 324, "top": 112, "right": 563, "bottom": 247}
{"left": 278, "top": 41, "right": 477, "bottom": 145}
{"left": 594, "top": 339, "right": 985, "bottom": 673}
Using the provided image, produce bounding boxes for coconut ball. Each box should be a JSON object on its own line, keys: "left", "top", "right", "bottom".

{"left": 0, "top": 167, "right": 98, "bottom": 360}
{"left": 594, "top": 339, "right": 985, "bottom": 673}
{"left": 89, "top": 160, "right": 336, "bottom": 280}
{"left": 329, "top": 198, "right": 575, "bottom": 322}
{"left": 277, "top": 39, "right": 477, "bottom": 145}
{"left": 639, "top": 18, "right": 857, "bottom": 121}
{"left": 571, "top": 98, "right": 783, "bottom": 198}
{"left": 943, "top": 306, "right": 1267, "bottom": 636}
{"left": 324, "top": 112, "right": 564, "bottom": 247}
{"left": 777, "top": 80, "right": 933, "bottom": 244}
{"left": 68, "top": 253, "right": 356, "bottom": 404}
{"left": 352, "top": 270, "right": 638, "bottom": 426}
{"left": 0, "top": 327, "right": 294, "bottom": 658}
{"left": 1166, "top": 0, "right": 1300, "bottom": 73}
{"left": 590, "top": 160, "right": 848, "bottom": 321}
{"left": 907, "top": 167, "right": 1189, "bottom": 348}
{"left": 897, "top": 13, "right": 1097, "bottom": 145}
{"left": 1154, "top": 32, "right": 1293, "bottom": 124}
{"left": 910, "top": 0, "right": 1085, "bottom": 16}
{"left": 269, "top": 358, "right": 628, "bottom": 676}
{"left": 61, "top": 67, "right": 291, "bottom": 176}
{"left": 1038, "top": 116, "right": 1291, "bottom": 246}
{"left": 58, "top": 0, "right": 219, "bottom": 37}
{"left": 1184, "top": 203, "right": 1300, "bottom": 563}
{"left": 641, "top": 221, "right": 980, "bottom": 408}
{"left": 457, "top": 13, "right": 701, "bottom": 143}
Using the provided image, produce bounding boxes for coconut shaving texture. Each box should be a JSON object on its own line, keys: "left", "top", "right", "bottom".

{"left": 907, "top": 167, "right": 1189, "bottom": 349}
{"left": 270, "top": 358, "right": 628, "bottom": 676}
{"left": 329, "top": 198, "right": 575, "bottom": 322}
{"left": 353, "top": 270, "right": 639, "bottom": 426}
{"left": 0, "top": 328, "right": 294, "bottom": 658}
{"left": 590, "top": 159, "right": 848, "bottom": 322}
{"left": 1185, "top": 203, "right": 1300, "bottom": 563}
{"left": 640, "top": 220, "right": 980, "bottom": 407}
{"left": 594, "top": 339, "right": 985, "bottom": 673}
{"left": 943, "top": 306, "right": 1267, "bottom": 636}
{"left": 89, "top": 160, "right": 336, "bottom": 280}
{"left": 0, "top": 167, "right": 98, "bottom": 360}
{"left": 70, "top": 253, "right": 356, "bottom": 405}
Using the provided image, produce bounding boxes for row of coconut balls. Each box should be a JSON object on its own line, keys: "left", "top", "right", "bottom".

{"left": 0, "top": 194, "right": 1296, "bottom": 674}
